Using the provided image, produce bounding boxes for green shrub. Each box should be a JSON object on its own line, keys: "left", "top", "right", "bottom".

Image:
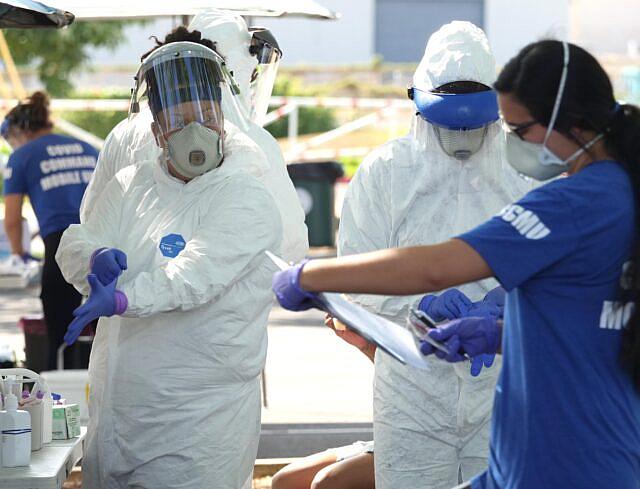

{"left": 56, "top": 110, "right": 127, "bottom": 140}
{"left": 264, "top": 75, "right": 338, "bottom": 139}
{"left": 264, "top": 107, "right": 336, "bottom": 139}
{"left": 55, "top": 89, "right": 131, "bottom": 141}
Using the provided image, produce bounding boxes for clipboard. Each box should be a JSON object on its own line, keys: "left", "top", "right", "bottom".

{"left": 267, "top": 251, "right": 434, "bottom": 370}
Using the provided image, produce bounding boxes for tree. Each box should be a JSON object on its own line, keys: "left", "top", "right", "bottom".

{"left": 4, "top": 21, "right": 143, "bottom": 96}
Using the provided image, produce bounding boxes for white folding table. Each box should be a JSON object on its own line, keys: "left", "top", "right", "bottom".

{"left": 0, "top": 427, "right": 86, "bottom": 488}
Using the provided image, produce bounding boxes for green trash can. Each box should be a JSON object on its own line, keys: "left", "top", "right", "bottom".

{"left": 287, "top": 162, "right": 344, "bottom": 247}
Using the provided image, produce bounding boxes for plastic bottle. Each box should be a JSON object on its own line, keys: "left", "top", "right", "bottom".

{"left": 41, "top": 391, "right": 52, "bottom": 444}
{"left": 22, "top": 401, "right": 42, "bottom": 451}
{"left": 0, "top": 389, "right": 31, "bottom": 467}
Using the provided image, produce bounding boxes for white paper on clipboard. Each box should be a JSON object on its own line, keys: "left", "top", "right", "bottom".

{"left": 266, "top": 251, "right": 431, "bottom": 370}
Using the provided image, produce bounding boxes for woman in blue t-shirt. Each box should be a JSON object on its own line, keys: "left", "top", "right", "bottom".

{"left": 2, "top": 91, "right": 98, "bottom": 370}
{"left": 272, "top": 41, "right": 640, "bottom": 488}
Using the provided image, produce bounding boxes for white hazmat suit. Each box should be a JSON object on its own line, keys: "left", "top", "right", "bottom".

{"left": 58, "top": 125, "right": 281, "bottom": 489}
{"left": 80, "top": 10, "right": 308, "bottom": 263}
{"left": 337, "top": 22, "right": 531, "bottom": 488}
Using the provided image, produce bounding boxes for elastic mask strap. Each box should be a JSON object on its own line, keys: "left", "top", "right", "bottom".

{"left": 543, "top": 41, "right": 570, "bottom": 147}
{"left": 564, "top": 132, "right": 604, "bottom": 164}
{"left": 157, "top": 130, "right": 173, "bottom": 164}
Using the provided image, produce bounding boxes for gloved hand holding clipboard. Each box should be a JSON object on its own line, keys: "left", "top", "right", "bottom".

{"left": 267, "top": 251, "right": 461, "bottom": 369}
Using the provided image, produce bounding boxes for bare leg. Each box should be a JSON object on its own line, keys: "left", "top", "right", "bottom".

{"left": 311, "top": 453, "right": 375, "bottom": 489}
{"left": 271, "top": 451, "right": 339, "bottom": 489}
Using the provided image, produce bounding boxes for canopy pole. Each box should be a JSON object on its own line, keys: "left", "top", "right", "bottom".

{"left": 0, "top": 70, "right": 14, "bottom": 100}
{"left": 0, "top": 31, "right": 26, "bottom": 99}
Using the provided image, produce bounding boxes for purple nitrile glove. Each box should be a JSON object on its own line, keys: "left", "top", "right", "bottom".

{"left": 271, "top": 260, "right": 320, "bottom": 312}
{"left": 419, "top": 316, "right": 501, "bottom": 362}
{"left": 418, "top": 288, "right": 473, "bottom": 322}
{"left": 469, "top": 354, "right": 496, "bottom": 376}
{"left": 90, "top": 248, "right": 128, "bottom": 286}
{"left": 64, "top": 274, "right": 128, "bottom": 345}
{"left": 467, "top": 296, "right": 504, "bottom": 377}
{"left": 483, "top": 286, "right": 506, "bottom": 311}
{"left": 466, "top": 300, "right": 502, "bottom": 320}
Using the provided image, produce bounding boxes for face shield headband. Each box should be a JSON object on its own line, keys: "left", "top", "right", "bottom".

{"left": 249, "top": 27, "right": 282, "bottom": 65}
{"left": 409, "top": 87, "right": 499, "bottom": 130}
{"left": 248, "top": 27, "right": 282, "bottom": 126}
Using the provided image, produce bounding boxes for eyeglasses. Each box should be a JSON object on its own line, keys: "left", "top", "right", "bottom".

{"left": 503, "top": 120, "right": 538, "bottom": 140}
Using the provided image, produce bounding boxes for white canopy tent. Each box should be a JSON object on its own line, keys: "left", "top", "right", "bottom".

{"left": 46, "top": 0, "right": 339, "bottom": 20}
{"left": 0, "top": 0, "right": 73, "bottom": 28}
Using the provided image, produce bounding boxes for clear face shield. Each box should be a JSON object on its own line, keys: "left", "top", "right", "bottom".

{"left": 408, "top": 82, "right": 499, "bottom": 161}
{"left": 130, "top": 41, "right": 248, "bottom": 132}
{"left": 129, "top": 42, "right": 248, "bottom": 179}
{"left": 248, "top": 27, "right": 282, "bottom": 126}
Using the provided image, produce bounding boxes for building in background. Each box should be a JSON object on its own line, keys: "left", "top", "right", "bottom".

{"left": 256, "top": 0, "right": 375, "bottom": 65}
{"left": 25, "top": 1, "right": 638, "bottom": 98}
{"left": 374, "top": 0, "right": 485, "bottom": 63}
{"left": 258, "top": 0, "right": 569, "bottom": 67}
{"left": 84, "top": 0, "right": 571, "bottom": 70}
{"left": 485, "top": 0, "right": 569, "bottom": 66}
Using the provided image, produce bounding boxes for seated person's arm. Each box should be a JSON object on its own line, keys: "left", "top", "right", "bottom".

{"left": 325, "top": 314, "right": 376, "bottom": 363}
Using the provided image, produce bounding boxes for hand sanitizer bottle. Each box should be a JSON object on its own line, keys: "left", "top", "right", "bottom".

{"left": 1, "top": 385, "right": 31, "bottom": 467}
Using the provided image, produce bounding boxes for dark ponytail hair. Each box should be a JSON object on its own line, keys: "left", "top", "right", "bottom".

{"left": 5, "top": 90, "right": 53, "bottom": 134}
{"left": 495, "top": 40, "right": 640, "bottom": 390}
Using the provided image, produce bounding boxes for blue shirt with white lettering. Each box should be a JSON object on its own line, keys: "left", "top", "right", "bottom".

{"left": 3, "top": 134, "right": 98, "bottom": 238}
{"left": 458, "top": 161, "right": 640, "bottom": 489}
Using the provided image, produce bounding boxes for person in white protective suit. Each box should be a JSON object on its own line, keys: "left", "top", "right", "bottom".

{"left": 56, "top": 35, "right": 281, "bottom": 489}
{"left": 337, "top": 22, "right": 532, "bottom": 488}
{"left": 80, "top": 9, "right": 308, "bottom": 263}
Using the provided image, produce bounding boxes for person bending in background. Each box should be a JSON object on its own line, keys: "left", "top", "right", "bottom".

{"left": 2, "top": 91, "right": 98, "bottom": 369}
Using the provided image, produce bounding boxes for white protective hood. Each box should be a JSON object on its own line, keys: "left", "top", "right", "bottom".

{"left": 189, "top": 10, "right": 255, "bottom": 113}
{"left": 414, "top": 20, "right": 497, "bottom": 91}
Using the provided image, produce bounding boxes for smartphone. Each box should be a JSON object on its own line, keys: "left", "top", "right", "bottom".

{"left": 407, "top": 308, "right": 452, "bottom": 357}
{"left": 408, "top": 308, "right": 473, "bottom": 360}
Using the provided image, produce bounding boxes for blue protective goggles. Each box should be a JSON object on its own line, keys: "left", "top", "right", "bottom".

{"left": 408, "top": 87, "right": 499, "bottom": 130}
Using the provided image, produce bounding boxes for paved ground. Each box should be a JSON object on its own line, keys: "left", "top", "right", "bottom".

{"left": 262, "top": 306, "right": 373, "bottom": 424}
{"left": 0, "top": 286, "right": 41, "bottom": 363}
{"left": 0, "top": 285, "right": 374, "bottom": 457}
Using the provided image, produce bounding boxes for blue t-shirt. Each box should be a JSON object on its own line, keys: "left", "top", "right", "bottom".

{"left": 458, "top": 161, "right": 640, "bottom": 489}
{"left": 3, "top": 134, "right": 98, "bottom": 238}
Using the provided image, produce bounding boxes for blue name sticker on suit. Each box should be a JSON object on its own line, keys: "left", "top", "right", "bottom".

{"left": 159, "top": 234, "right": 186, "bottom": 258}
